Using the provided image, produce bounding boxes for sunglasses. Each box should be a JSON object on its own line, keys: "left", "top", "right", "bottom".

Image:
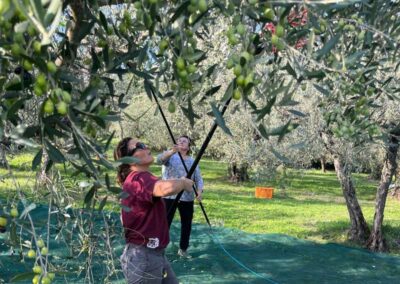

{"left": 127, "top": 142, "right": 147, "bottom": 156}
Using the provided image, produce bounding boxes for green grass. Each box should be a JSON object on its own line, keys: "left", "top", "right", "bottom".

{"left": 1, "top": 151, "right": 400, "bottom": 254}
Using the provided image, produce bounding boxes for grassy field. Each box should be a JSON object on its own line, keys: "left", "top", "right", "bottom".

{"left": 193, "top": 160, "right": 400, "bottom": 250}
{"left": 1, "top": 150, "right": 400, "bottom": 254}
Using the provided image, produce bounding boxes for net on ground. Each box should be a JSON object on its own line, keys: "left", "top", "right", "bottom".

{"left": 1, "top": 205, "right": 399, "bottom": 283}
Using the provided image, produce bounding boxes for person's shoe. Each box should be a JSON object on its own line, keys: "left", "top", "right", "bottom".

{"left": 177, "top": 249, "right": 192, "bottom": 259}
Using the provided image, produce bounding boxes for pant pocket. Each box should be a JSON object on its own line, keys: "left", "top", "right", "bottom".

{"left": 121, "top": 246, "right": 150, "bottom": 284}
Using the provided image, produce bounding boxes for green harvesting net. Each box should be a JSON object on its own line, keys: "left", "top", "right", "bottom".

{"left": 1, "top": 204, "right": 399, "bottom": 283}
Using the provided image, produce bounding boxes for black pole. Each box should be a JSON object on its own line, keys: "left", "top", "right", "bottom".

{"left": 169, "top": 97, "right": 232, "bottom": 222}
{"left": 150, "top": 87, "right": 214, "bottom": 227}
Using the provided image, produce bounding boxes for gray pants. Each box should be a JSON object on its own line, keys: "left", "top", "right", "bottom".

{"left": 120, "top": 243, "right": 178, "bottom": 284}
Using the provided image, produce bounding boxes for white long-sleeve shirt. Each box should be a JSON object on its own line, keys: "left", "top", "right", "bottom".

{"left": 156, "top": 152, "right": 204, "bottom": 201}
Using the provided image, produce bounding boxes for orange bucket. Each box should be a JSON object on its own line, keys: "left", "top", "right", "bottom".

{"left": 255, "top": 187, "right": 274, "bottom": 199}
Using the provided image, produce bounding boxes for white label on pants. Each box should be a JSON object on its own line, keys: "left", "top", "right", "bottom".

{"left": 147, "top": 238, "right": 160, "bottom": 249}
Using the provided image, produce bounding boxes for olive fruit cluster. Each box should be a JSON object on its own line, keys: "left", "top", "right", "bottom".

{"left": 42, "top": 88, "right": 71, "bottom": 116}
{"left": 174, "top": 56, "right": 197, "bottom": 90}
{"left": 28, "top": 239, "right": 55, "bottom": 283}
{"left": 133, "top": 0, "right": 159, "bottom": 30}
{"left": 187, "top": 0, "right": 208, "bottom": 25}
{"left": 158, "top": 38, "right": 169, "bottom": 55}
{"left": 227, "top": 50, "right": 257, "bottom": 100}
{"left": 337, "top": 16, "right": 365, "bottom": 42}
{"left": 263, "top": 7, "right": 275, "bottom": 20}
{"left": 188, "top": 0, "right": 208, "bottom": 14}
{"left": 226, "top": 26, "right": 239, "bottom": 46}
{"left": 119, "top": 10, "right": 133, "bottom": 35}
{"left": 32, "top": 271, "right": 55, "bottom": 284}
{"left": 271, "top": 24, "right": 285, "bottom": 51}
{"left": 0, "top": 216, "right": 7, "bottom": 233}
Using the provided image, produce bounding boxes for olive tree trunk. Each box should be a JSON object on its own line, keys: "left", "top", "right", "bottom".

{"left": 38, "top": 150, "right": 50, "bottom": 184}
{"left": 228, "top": 162, "right": 249, "bottom": 182}
{"left": 367, "top": 135, "right": 399, "bottom": 252}
{"left": 0, "top": 144, "right": 7, "bottom": 168}
{"left": 333, "top": 156, "right": 370, "bottom": 243}
{"left": 320, "top": 130, "right": 370, "bottom": 243}
{"left": 321, "top": 156, "right": 326, "bottom": 173}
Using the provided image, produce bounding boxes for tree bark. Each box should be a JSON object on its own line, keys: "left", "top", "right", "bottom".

{"left": 38, "top": 150, "right": 49, "bottom": 184}
{"left": 0, "top": 136, "right": 12, "bottom": 168}
{"left": 0, "top": 144, "right": 7, "bottom": 168}
{"left": 228, "top": 162, "right": 249, "bottom": 182}
{"left": 333, "top": 156, "right": 370, "bottom": 243}
{"left": 57, "top": 0, "right": 92, "bottom": 65}
{"left": 367, "top": 135, "right": 399, "bottom": 252}
{"left": 321, "top": 156, "right": 326, "bottom": 173}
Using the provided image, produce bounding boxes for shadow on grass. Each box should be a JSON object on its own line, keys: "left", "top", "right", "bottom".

{"left": 205, "top": 189, "right": 347, "bottom": 206}
{"left": 290, "top": 172, "right": 377, "bottom": 199}
{"left": 204, "top": 173, "right": 377, "bottom": 204}
{"left": 307, "top": 220, "right": 351, "bottom": 241}
{"left": 306, "top": 221, "right": 400, "bottom": 253}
